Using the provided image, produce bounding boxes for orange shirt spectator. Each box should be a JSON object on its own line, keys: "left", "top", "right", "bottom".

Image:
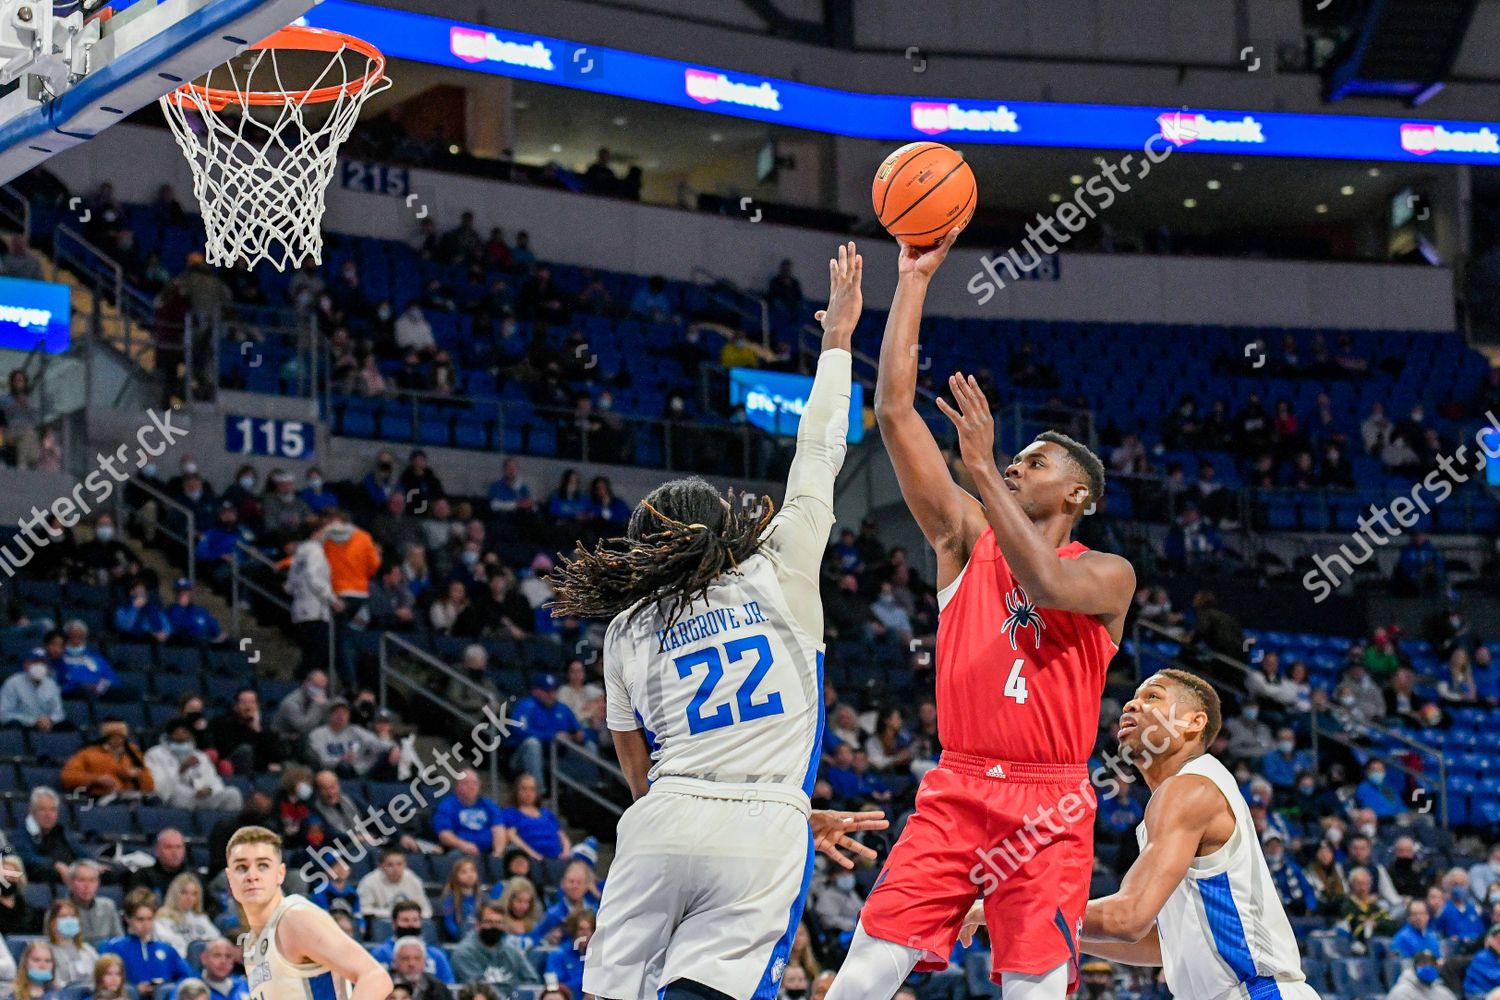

{"left": 323, "top": 513, "right": 381, "bottom": 599}
{"left": 61, "top": 721, "right": 155, "bottom": 797}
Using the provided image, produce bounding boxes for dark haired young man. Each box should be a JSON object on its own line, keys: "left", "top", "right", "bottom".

{"left": 828, "top": 229, "right": 1135, "bottom": 1000}
{"left": 559, "top": 244, "right": 886, "bottom": 1000}
{"left": 1069, "top": 671, "right": 1320, "bottom": 1000}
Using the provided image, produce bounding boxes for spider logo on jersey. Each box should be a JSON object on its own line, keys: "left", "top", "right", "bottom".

{"left": 1001, "top": 586, "right": 1046, "bottom": 649}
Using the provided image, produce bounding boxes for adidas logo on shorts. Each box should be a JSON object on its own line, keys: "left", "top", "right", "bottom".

{"left": 986, "top": 764, "right": 1007, "bottom": 779}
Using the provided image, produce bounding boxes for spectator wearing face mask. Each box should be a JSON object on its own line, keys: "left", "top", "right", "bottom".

{"left": 1356, "top": 761, "right": 1405, "bottom": 818}
{"left": 272, "top": 670, "right": 329, "bottom": 748}
{"left": 1393, "top": 900, "right": 1445, "bottom": 959}
{"left": 1434, "top": 869, "right": 1487, "bottom": 943}
{"left": 45, "top": 900, "right": 97, "bottom": 986}
{"left": 1258, "top": 728, "right": 1315, "bottom": 790}
{"left": 1386, "top": 951, "right": 1455, "bottom": 1000}
{"left": 1389, "top": 837, "right": 1431, "bottom": 899}
{"left": 450, "top": 901, "right": 538, "bottom": 989}
{"left": 811, "top": 865, "right": 862, "bottom": 935}
{"left": 1221, "top": 703, "right": 1272, "bottom": 762}
{"left": 1261, "top": 832, "right": 1315, "bottom": 916}
{"left": 778, "top": 964, "right": 811, "bottom": 1000}
{"left": 1, "top": 648, "right": 66, "bottom": 730}
{"left": 298, "top": 468, "right": 338, "bottom": 515}
{"left": 143, "top": 717, "right": 242, "bottom": 811}
{"left": 49, "top": 623, "right": 123, "bottom": 699}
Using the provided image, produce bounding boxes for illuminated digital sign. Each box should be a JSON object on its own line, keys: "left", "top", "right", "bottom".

{"left": 299, "top": 1, "right": 1500, "bottom": 165}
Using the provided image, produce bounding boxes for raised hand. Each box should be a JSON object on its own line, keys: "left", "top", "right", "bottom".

{"left": 934, "top": 372, "right": 997, "bottom": 473}
{"left": 897, "top": 225, "right": 963, "bottom": 279}
{"left": 810, "top": 809, "right": 889, "bottom": 869}
{"left": 814, "top": 241, "right": 864, "bottom": 350}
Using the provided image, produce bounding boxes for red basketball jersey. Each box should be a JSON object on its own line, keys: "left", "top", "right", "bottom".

{"left": 934, "top": 530, "right": 1117, "bottom": 764}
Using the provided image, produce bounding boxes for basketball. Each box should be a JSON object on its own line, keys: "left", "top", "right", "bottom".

{"left": 871, "top": 141, "right": 976, "bottom": 246}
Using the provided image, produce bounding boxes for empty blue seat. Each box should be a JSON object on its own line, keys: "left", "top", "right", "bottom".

{"left": 1330, "top": 957, "right": 1382, "bottom": 996}
{"left": 29, "top": 731, "right": 83, "bottom": 763}
{"left": 76, "top": 806, "right": 135, "bottom": 839}
{"left": 138, "top": 805, "right": 194, "bottom": 834}
{"left": 157, "top": 646, "right": 203, "bottom": 673}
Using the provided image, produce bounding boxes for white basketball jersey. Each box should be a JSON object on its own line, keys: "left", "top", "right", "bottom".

{"left": 604, "top": 550, "right": 822, "bottom": 799}
{"left": 244, "top": 895, "right": 352, "bottom": 1000}
{"left": 1137, "top": 755, "right": 1311, "bottom": 1000}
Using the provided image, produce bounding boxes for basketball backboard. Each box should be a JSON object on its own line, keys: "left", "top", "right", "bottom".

{"left": 0, "top": 0, "right": 320, "bottom": 185}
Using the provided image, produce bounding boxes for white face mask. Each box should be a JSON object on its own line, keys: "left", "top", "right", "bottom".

{"left": 167, "top": 741, "right": 196, "bottom": 758}
{"left": 96, "top": 526, "right": 114, "bottom": 542}
{"left": 296, "top": 782, "right": 313, "bottom": 801}
{"left": 26, "top": 663, "right": 48, "bottom": 682}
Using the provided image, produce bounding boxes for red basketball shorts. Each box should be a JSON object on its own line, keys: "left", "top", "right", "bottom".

{"left": 858, "top": 751, "right": 1097, "bottom": 986}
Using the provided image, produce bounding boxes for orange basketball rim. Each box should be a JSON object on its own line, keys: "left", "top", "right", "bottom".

{"left": 163, "top": 25, "right": 387, "bottom": 112}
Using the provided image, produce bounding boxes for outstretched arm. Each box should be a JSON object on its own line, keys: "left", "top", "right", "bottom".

{"left": 281, "top": 902, "right": 392, "bottom": 1000}
{"left": 937, "top": 372, "right": 1134, "bottom": 628}
{"left": 1082, "top": 774, "right": 1227, "bottom": 945}
{"left": 873, "top": 230, "right": 986, "bottom": 588}
{"left": 1080, "top": 925, "right": 1164, "bottom": 967}
{"left": 762, "top": 243, "right": 861, "bottom": 640}
{"left": 809, "top": 809, "right": 889, "bottom": 868}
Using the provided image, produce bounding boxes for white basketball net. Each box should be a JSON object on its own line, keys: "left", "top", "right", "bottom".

{"left": 159, "top": 39, "right": 391, "bottom": 272}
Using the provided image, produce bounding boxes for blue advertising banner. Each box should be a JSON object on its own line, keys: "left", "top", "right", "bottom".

{"left": 302, "top": 1, "right": 1500, "bottom": 165}
{"left": 0, "top": 277, "right": 69, "bottom": 353}
{"left": 728, "top": 367, "right": 865, "bottom": 444}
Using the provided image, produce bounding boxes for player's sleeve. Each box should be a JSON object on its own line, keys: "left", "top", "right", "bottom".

{"left": 603, "top": 619, "right": 640, "bottom": 733}
{"left": 760, "top": 348, "right": 852, "bottom": 641}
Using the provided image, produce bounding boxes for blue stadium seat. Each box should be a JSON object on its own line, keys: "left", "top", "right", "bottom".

{"left": 20, "top": 765, "right": 60, "bottom": 790}
{"left": 0, "top": 730, "right": 26, "bottom": 757}
{"left": 1330, "top": 957, "right": 1382, "bottom": 997}
{"left": 76, "top": 805, "right": 136, "bottom": 839}
{"left": 62, "top": 700, "right": 92, "bottom": 731}
{"left": 29, "top": 731, "right": 83, "bottom": 763}
{"left": 153, "top": 674, "right": 203, "bottom": 701}
{"left": 109, "top": 643, "right": 155, "bottom": 671}
{"left": 22, "top": 883, "right": 54, "bottom": 910}
{"left": 157, "top": 646, "right": 204, "bottom": 674}
{"left": 138, "top": 806, "right": 194, "bottom": 834}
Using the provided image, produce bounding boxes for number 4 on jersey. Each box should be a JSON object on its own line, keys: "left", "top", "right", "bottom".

{"left": 1004, "top": 656, "right": 1029, "bottom": 704}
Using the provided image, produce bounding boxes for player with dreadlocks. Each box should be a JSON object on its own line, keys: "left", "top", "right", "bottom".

{"left": 560, "top": 243, "right": 887, "bottom": 1000}
{"left": 826, "top": 230, "right": 1136, "bottom": 1000}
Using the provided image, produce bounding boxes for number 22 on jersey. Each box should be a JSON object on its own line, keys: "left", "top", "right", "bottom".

{"left": 673, "top": 634, "right": 785, "bottom": 734}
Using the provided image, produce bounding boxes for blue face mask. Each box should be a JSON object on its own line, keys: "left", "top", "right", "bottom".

{"left": 1416, "top": 967, "right": 1439, "bottom": 985}
{"left": 29, "top": 968, "right": 52, "bottom": 983}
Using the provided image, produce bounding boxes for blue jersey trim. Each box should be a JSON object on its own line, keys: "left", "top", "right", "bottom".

{"left": 801, "top": 650, "right": 826, "bottom": 797}
{"left": 1196, "top": 872, "right": 1258, "bottom": 983}
{"left": 1245, "top": 976, "right": 1284, "bottom": 1000}
{"left": 750, "top": 827, "right": 815, "bottom": 999}
{"left": 308, "top": 972, "right": 340, "bottom": 1000}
